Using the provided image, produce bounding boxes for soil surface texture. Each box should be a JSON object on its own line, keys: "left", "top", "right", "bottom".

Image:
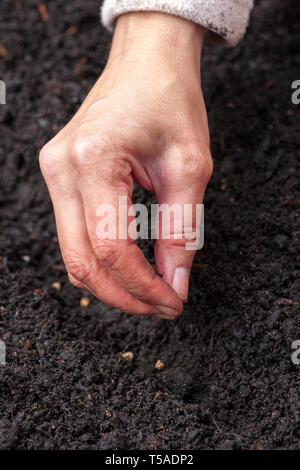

{"left": 0, "top": 0, "right": 299, "bottom": 450}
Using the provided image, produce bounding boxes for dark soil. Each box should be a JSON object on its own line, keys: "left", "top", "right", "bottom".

{"left": 0, "top": 0, "right": 299, "bottom": 450}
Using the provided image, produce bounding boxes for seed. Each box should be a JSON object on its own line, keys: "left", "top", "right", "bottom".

{"left": 255, "top": 445, "right": 264, "bottom": 451}
{"left": 80, "top": 297, "right": 90, "bottom": 307}
{"left": 155, "top": 360, "right": 165, "bottom": 371}
{"left": 51, "top": 282, "right": 61, "bottom": 291}
{"left": 121, "top": 351, "right": 134, "bottom": 362}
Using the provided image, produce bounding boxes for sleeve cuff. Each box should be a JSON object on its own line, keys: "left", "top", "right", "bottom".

{"left": 101, "top": 0, "right": 254, "bottom": 46}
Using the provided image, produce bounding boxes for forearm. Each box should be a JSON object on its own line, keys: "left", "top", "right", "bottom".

{"left": 109, "top": 12, "right": 204, "bottom": 70}
{"left": 107, "top": 12, "right": 205, "bottom": 80}
{"left": 78, "top": 12, "right": 205, "bottom": 118}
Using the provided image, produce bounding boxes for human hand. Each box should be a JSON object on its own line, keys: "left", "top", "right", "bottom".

{"left": 39, "top": 12, "right": 213, "bottom": 319}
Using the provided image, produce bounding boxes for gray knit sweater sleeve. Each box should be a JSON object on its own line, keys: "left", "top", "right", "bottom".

{"left": 101, "top": 0, "right": 253, "bottom": 45}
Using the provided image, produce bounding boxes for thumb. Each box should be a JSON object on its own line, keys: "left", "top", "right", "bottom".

{"left": 154, "top": 151, "right": 212, "bottom": 302}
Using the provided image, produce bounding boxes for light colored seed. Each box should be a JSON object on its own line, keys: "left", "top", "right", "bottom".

{"left": 80, "top": 297, "right": 90, "bottom": 307}
{"left": 51, "top": 282, "right": 61, "bottom": 291}
{"left": 121, "top": 351, "right": 134, "bottom": 362}
{"left": 155, "top": 360, "right": 165, "bottom": 371}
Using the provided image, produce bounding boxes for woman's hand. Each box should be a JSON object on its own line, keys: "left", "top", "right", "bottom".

{"left": 39, "top": 12, "right": 213, "bottom": 319}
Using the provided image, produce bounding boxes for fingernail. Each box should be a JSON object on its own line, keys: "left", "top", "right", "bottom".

{"left": 155, "top": 314, "right": 175, "bottom": 321}
{"left": 156, "top": 305, "right": 178, "bottom": 319}
{"left": 172, "top": 267, "right": 190, "bottom": 301}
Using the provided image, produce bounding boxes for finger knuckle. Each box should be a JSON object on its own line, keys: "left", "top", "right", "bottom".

{"left": 184, "top": 145, "right": 213, "bottom": 179}
{"left": 39, "top": 142, "right": 60, "bottom": 179}
{"left": 202, "top": 154, "right": 214, "bottom": 182}
{"left": 94, "top": 243, "right": 119, "bottom": 269}
{"left": 71, "top": 137, "right": 99, "bottom": 169}
{"left": 68, "top": 274, "right": 83, "bottom": 289}
{"left": 160, "top": 224, "right": 201, "bottom": 250}
{"left": 170, "top": 144, "right": 213, "bottom": 183}
{"left": 71, "top": 137, "right": 132, "bottom": 189}
{"left": 65, "top": 255, "right": 90, "bottom": 284}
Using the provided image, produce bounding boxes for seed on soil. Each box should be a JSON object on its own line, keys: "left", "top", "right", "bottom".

{"left": 0, "top": 43, "right": 8, "bottom": 60}
{"left": 37, "top": 3, "right": 49, "bottom": 22}
{"left": 121, "top": 351, "right": 134, "bottom": 362}
{"left": 154, "top": 391, "right": 163, "bottom": 400}
{"left": 226, "top": 102, "right": 235, "bottom": 108}
{"left": 80, "top": 297, "right": 90, "bottom": 307}
{"left": 29, "top": 405, "right": 38, "bottom": 413}
{"left": 51, "top": 282, "right": 61, "bottom": 291}
{"left": 221, "top": 178, "right": 228, "bottom": 191}
{"left": 155, "top": 360, "right": 165, "bottom": 371}
{"left": 254, "top": 445, "right": 264, "bottom": 451}
{"left": 63, "top": 25, "right": 79, "bottom": 37}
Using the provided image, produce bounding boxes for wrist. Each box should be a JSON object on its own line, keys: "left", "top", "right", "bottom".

{"left": 107, "top": 12, "right": 205, "bottom": 79}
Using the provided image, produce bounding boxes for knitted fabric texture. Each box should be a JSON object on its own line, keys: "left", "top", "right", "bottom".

{"left": 101, "top": 0, "right": 254, "bottom": 45}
